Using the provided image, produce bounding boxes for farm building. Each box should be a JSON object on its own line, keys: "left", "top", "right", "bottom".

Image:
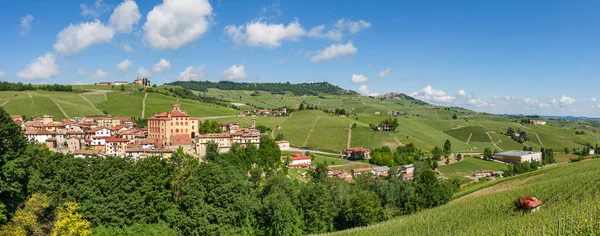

{"left": 288, "top": 153, "right": 311, "bottom": 168}
{"left": 517, "top": 197, "right": 543, "bottom": 212}
{"left": 530, "top": 120, "right": 546, "bottom": 125}
{"left": 494, "top": 150, "right": 542, "bottom": 163}
{"left": 345, "top": 147, "right": 371, "bottom": 160}
{"left": 276, "top": 140, "right": 290, "bottom": 150}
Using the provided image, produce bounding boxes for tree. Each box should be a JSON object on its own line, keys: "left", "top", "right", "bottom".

{"left": 431, "top": 146, "right": 443, "bottom": 161}
{"left": 52, "top": 202, "right": 91, "bottom": 236}
{"left": 339, "top": 190, "right": 388, "bottom": 229}
{"left": 299, "top": 103, "right": 305, "bottom": 110}
{"left": 120, "top": 84, "right": 125, "bottom": 91}
{"left": 299, "top": 183, "right": 336, "bottom": 234}
{"left": 483, "top": 147, "right": 493, "bottom": 160}
{"left": 262, "top": 190, "right": 303, "bottom": 236}
{"left": 309, "top": 162, "right": 329, "bottom": 182}
{"left": 275, "top": 133, "right": 284, "bottom": 141}
{"left": 0, "top": 107, "right": 29, "bottom": 221}
{"left": 0, "top": 193, "right": 50, "bottom": 236}
{"left": 443, "top": 139, "right": 452, "bottom": 156}
{"left": 452, "top": 114, "right": 457, "bottom": 119}
{"left": 456, "top": 153, "right": 462, "bottom": 162}
{"left": 205, "top": 142, "right": 219, "bottom": 161}
{"left": 564, "top": 147, "right": 569, "bottom": 154}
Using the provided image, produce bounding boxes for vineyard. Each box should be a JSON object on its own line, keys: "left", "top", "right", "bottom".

{"left": 324, "top": 159, "right": 600, "bottom": 235}
{"left": 444, "top": 126, "right": 490, "bottom": 142}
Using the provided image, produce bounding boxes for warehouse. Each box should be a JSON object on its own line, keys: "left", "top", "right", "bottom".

{"left": 494, "top": 150, "right": 542, "bottom": 163}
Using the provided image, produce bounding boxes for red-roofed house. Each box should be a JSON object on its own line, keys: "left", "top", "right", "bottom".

{"left": 288, "top": 153, "right": 312, "bottom": 168}
{"left": 105, "top": 136, "right": 129, "bottom": 156}
{"left": 148, "top": 104, "right": 199, "bottom": 146}
{"left": 24, "top": 128, "right": 56, "bottom": 143}
{"left": 345, "top": 147, "right": 371, "bottom": 160}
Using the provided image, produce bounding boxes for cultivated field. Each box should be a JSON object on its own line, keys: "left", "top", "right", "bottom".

{"left": 437, "top": 157, "right": 507, "bottom": 178}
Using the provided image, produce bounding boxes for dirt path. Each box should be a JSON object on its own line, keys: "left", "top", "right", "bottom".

{"left": 347, "top": 124, "right": 353, "bottom": 148}
{"left": 104, "top": 93, "right": 108, "bottom": 101}
{"left": 486, "top": 132, "right": 504, "bottom": 151}
{"left": 52, "top": 99, "right": 70, "bottom": 119}
{"left": 141, "top": 92, "right": 148, "bottom": 118}
{"left": 466, "top": 133, "right": 473, "bottom": 144}
{"left": 434, "top": 109, "right": 439, "bottom": 118}
{"left": 535, "top": 133, "right": 544, "bottom": 147}
{"left": 453, "top": 174, "right": 542, "bottom": 202}
{"left": 26, "top": 93, "right": 32, "bottom": 98}
{"left": 79, "top": 94, "right": 102, "bottom": 114}
{"left": 450, "top": 125, "right": 465, "bottom": 130}
{"left": 1, "top": 101, "right": 8, "bottom": 107}
{"left": 302, "top": 116, "right": 320, "bottom": 147}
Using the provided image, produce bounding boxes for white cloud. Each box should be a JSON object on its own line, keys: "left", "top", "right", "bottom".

{"left": 20, "top": 14, "right": 34, "bottom": 37}
{"left": 492, "top": 95, "right": 499, "bottom": 100}
{"left": 91, "top": 69, "right": 108, "bottom": 78}
{"left": 16, "top": 53, "right": 59, "bottom": 80}
{"left": 221, "top": 64, "right": 247, "bottom": 80}
{"left": 109, "top": 0, "right": 141, "bottom": 33}
{"left": 589, "top": 98, "right": 597, "bottom": 103}
{"left": 310, "top": 41, "right": 357, "bottom": 62}
{"left": 467, "top": 98, "right": 489, "bottom": 107}
{"left": 137, "top": 67, "right": 152, "bottom": 77}
{"left": 224, "top": 19, "right": 306, "bottom": 48}
{"left": 560, "top": 95, "right": 575, "bottom": 106}
{"left": 53, "top": 20, "right": 115, "bottom": 56}
{"left": 117, "top": 59, "right": 133, "bottom": 71}
{"left": 351, "top": 74, "right": 369, "bottom": 84}
{"left": 550, "top": 97, "right": 557, "bottom": 106}
{"left": 378, "top": 68, "right": 391, "bottom": 78}
{"left": 307, "top": 18, "right": 371, "bottom": 40}
{"left": 458, "top": 90, "right": 466, "bottom": 96}
{"left": 144, "top": 0, "right": 213, "bottom": 50}
{"left": 0, "top": 71, "right": 6, "bottom": 78}
{"left": 410, "top": 85, "right": 455, "bottom": 103}
{"left": 539, "top": 103, "right": 550, "bottom": 108}
{"left": 152, "top": 58, "right": 171, "bottom": 72}
{"left": 523, "top": 97, "right": 537, "bottom": 105}
{"left": 357, "top": 85, "right": 377, "bottom": 96}
{"left": 178, "top": 66, "right": 206, "bottom": 81}
{"left": 80, "top": 0, "right": 112, "bottom": 17}
{"left": 122, "top": 41, "right": 133, "bottom": 52}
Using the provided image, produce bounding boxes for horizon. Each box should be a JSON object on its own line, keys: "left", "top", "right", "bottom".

{"left": 2, "top": 0, "right": 600, "bottom": 116}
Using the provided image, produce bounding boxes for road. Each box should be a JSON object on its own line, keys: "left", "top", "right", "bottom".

{"left": 286, "top": 147, "right": 343, "bottom": 156}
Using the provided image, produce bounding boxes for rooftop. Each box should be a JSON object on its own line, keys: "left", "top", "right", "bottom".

{"left": 496, "top": 150, "right": 541, "bottom": 156}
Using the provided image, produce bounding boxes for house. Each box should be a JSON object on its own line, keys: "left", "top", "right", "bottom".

{"left": 473, "top": 170, "right": 494, "bottom": 178}
{"left": 88, "top": 127, "right": 114, "bottom": 146}
{"left": 148, "top": 104, "right": 200, "bottom": 146}
{"left": 276, "top": 140, "right": 290, "bottom": 150}
{"left": 288, "top": 153, "right": 312, "bottom": 168}
{"left": 494, "top": 150, "right": 542, "bottom": 163}
{"left": 24, "top": 128, "right": 56, "bottom": 143}
{"left": 97, "top": 82, "right": 112, "bottom": 86}
{"left": 377, "top": 124, "right": 392, "bottom": 131}
{"left": 10, "top": 115, "right": 23, "bottom": 125}
{"left": 67, "top": 136, "right": 82, "bottom": 153}
{"left": 590, "top": 149, "right": 596, "bottom": 155}
{"left": 401, "top": 172, "right": 414, "bottom": 181}
{"left": 345, "top": 147, "right": 371, "bottom": 160}
{"left": 401, "top": 164, "right": 414, "bottom": 174}
{"left": 530, "top": 120, "right": 547, "bottom": 125}
{"left": 513, "top": 132, "right": 520, "bottom": 137}
{"left": 105, "top": 136, "right": 129, "bottom": 157}
{"left": 112, "top": 81, "right": 129, "bottom": 85}
{"left": 73, "top": 149, "right": 104, "bottom": 158}
{"left": 373, "top": 166, "right": 390, "bottom": 177}
{"left": 133, "top": 77, "right": 144, "bottom": 86}
{"left": 352, "top": 167, "right": 375, "bottom": 176}
{"left": 374, "top": 112, "right": 381, "bottom": 115}
{"left": 238, "top": 110, "right": 251, "bottom": 116}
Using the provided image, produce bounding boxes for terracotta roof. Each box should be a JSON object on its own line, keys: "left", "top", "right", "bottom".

{"left": 45, "top": 138, "right": 56, "bottom": 142}
{"left": 519, "top": 197, "right": 543, "bottom": 209}
{"left": 289, "top": 163, "right": 311, "bottom": 167}
{"left": 25, "top": 129, "right": 56, "bottom": 135}
{"left": 346, "top": 147, "right": 370, "bottom": 152}
{"left": 73, "top": 149, "right": 100, "bottom": 155}
{"left": 290, "top": 153, "right": 311, "bottom": 160}
{"left": 105, "top": 136, "right": 129, "bottom": 142}
{"left": 402, "top": 172, "right": 414, "bottom": 180}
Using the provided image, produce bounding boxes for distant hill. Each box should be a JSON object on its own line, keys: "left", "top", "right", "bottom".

{"left": 166, "top": 81, "right": 357, "bottom": 96}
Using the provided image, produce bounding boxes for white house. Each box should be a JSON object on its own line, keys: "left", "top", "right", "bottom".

{"left": 89, "top": 127, "right": 114, "bottom": 146}
{"left": 24, "top": 128, "right": 56, "bottom": 143}
{"left": 276, "top": 140, "right": 290, "bottom": 150}
{"left": 494, "top": 150, "right": 542, "bottom": 163}
{"left": 288, "top": 153, "right": 311, "bottom": 168}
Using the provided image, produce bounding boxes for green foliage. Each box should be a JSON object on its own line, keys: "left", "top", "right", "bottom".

{"left": 339, "top": 190, "right": 389, "bottom": 229}
{"left": 198, "top": 120, "right": 221, "bottom": 134}
{"left": 483, "top": 147, "right": 493, "bottom": 160}
{"left": 167, "top": 81, "right": 353, "bottom": 96}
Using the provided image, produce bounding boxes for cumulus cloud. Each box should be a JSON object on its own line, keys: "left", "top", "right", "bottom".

{"left": 138, "top": 67, "right": 152, "bottom": 77}
{"left": 80, "top": 0, "right": 112, "bottom": 17}
{"left": 560, "top": 95, "right": 575, "bottom": 106}
{"left": 308, "top": 18, "right": 371, "bottom": 40}
{"left": 117, "top": 59, "right": 133, "bottom": 71}
{"left": 53, "top": 20, "right": 115, "bottom": 56}
{"left": 523, "top": 97, "right": 537, "bottom": 105}
{"left": 109, "top": 0, "right": 141, "bottom": 33}
{"left": 20, "top": 14, "right": 34, "bottom": 37}
{"left": 0, "top": 71, "right": 6, "bottom": 78}
{"left": 378, "top": 68, "right": 391, "bottom": 78}
{"left": 589, "top": 98, "right": 597, "bottom": 103}
{"left": 152, "top": 58, "right": 171, "bottom": 72}
{"left": 492, "top": 95, "right": 499, "bottom": 100}
{"left": 221, "top": 64, "right": 247, "bottom": 80}
{"left": 351, "top": 74, "right": 369, "bottom": 84}
{"left": 310, "top": 42, "right": 357, "bottom": 62}
{"left": 357, "top": 85, "right": 377, "bottom": 96}
{"left": 144, "top": 0, "right": 213, "bottom": 50}
{"left": 224, "top": 19, "right": 305, "bottom": 48}
{"left": 16, "top": 53, "right": 59, "bottom": 80}
{"left": 458, "top": 90, "right": 466, "bottom": 96}
{"left": 178, "top": 66, "right": 206, "bottom": 81}
{"left": 122, "top": 41, "right": 133, "bottom": 52}
{"left": 91, "top": 69, "right": 108, "bottom": 78}
{"left": 410, "top": 85, "right": 455, "bottom": 103}
{"left": 468, "top": 98, "right": 489, "bottom": 107}
{"left": 539, "top": 103, "right": 550, "bottom": 108}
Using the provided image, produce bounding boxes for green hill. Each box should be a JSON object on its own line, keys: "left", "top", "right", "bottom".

{"left": 324, "top": 159, "right": 600, "bottom": 235}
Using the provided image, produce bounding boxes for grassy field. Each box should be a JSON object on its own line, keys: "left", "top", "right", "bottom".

{"left": 437, "top": 157, "right": 507, "bottom": 178}
{"left": 324, "top": 159, "right": 600, "bottom": 235}
{"left": 312, "top": 154, "right": 349, "bottom": 166}
{"left": 443, "top": 126, "right": 489, "bottom": 142}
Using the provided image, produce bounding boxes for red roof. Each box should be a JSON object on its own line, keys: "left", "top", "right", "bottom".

{"left": 519, "top": 197, "right": 543, "bottom": 209}
{"left": 45, "top": 138, "right": 56, "bottom": 142}
{"left": 346, "top": 147, "right": 370, "bottom": 153}
{"left": 290, "top": 153, "right": 311, "bottom": 160}
{"left": 105, "top": 136, "right": 129, "bottom": 142}
{"left": 402, "top": 172, "right": 414, "bottom": 180}
{"left": 25, "top": 129, "right": 56, "bottom": 135}
{"left": 288, "top": 163, "right": 311, "bottom": 167}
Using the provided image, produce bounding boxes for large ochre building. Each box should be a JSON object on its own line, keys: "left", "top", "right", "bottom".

{"left": 148, "top": 104, "right": 199, "bottom": 146}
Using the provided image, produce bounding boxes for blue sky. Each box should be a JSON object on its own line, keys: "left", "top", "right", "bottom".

{"left": 2, "top": 0, "right": 600, "bottom": 117}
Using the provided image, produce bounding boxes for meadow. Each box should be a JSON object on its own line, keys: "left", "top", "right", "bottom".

{"left": 437, "top": 157, "right": 507, "bottom": 178}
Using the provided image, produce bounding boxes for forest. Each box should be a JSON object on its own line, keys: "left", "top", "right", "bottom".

{"left": 166, "top": 81, "right": 354, "bottom": 96}
{"left": 0, "top": 107, "right": 457, "bottom": 235}
{"left": 0, "top": 82, "right": 73, "bottom": 92}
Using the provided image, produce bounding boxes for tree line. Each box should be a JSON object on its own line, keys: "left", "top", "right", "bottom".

{"left": 166, "top": 81, "right": 355, "bottom": 96}
{"left": 0, "top": 107, "right": 458, "bottom": 235}
{"left": 0, "top": 81, "right": 73, "bottom": 92}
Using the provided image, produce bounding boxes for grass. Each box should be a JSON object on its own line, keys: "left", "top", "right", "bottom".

{"left": 443, "top": 126, "right": 489, "bottom": 142}
{"left": 312, "top": 154, "right": 349, "bottom": 166}
{"left": 330, "top": 163, "right": 374, "bottom": 172}
{"left": 437, "top": 157, "right": 507, "bottom": 178}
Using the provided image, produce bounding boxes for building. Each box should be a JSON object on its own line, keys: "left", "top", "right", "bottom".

{"left": 105, "top": 136, "right": 129, "bottom": 156}
{"left": 97, "top": 82, "right": 112, "bottom": 86}
{"left": 194, "top": 123, "right": 261, "bottom": 158}
{"left": 112, "top": 81, "right": 129, "bottom": 85}
{"left": 24, "top": 128, "right": 56, "bottom": 143}
{"left": 276, "top": 140, "right": 290, "bottom": 150}
{"left": 352, "top": 167, "right": 375, "bottom": 176}
{"left": 133, "top": 77, "right": 144, "bottom": 86}
{"left": 148, "top": 104, "right": 199, "bottom": 146}
{"left": 473, "top": 170, "right": 494, "bottom": 178}
{"left": 345, "top": 147, "right": 371, "bottom": 160}
{"left": 288, "top": 153, "right": 312, "bottom": 168}
{"left": 494, "top": 150, "right": 542, "bottom": 163}
{"left": 373, "top": 166, "right": 390, "bottom": 177}
{"left": 530, "top": 120, "right": 547, "bottom": 125}
{"left": 10, "top": 115, "right": 23, "bottom": 125}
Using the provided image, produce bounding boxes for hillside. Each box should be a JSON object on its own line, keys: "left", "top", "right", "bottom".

{"left": 324, "top": 159, "right": 600, "bottom": 235}
{"left": 166, "top": 81, "right": 355, "bottom": 96}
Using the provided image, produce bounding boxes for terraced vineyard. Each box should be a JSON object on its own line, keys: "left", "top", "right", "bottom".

{"left": 444, "top": 126, "right": 490, "bottom": 142}
{"left": 324, "top": 159, "right": 600, "bottom": 235}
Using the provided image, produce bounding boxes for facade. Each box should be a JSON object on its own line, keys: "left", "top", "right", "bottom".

{"left": 276, "top": 140, "right": 290, "bottom": 150}
{"left": 148, "top": 104, "right": 199, "bottom": 146}
{"left": 195, "top": 124, "right": 261, "bottom": 158}
{"left": 133, "top": 77, "right": 144, "bottom": 86}
{"left": 288, "top": 153, "right": 311, "bottom": 168}
{"left": 345, "top": 147, "right": 371, "bottom": 160}
{"left": 24, "top": 128, "right": 56, "bottom": 143}
{"left": 352, "top": 167, "right": 375, "bottom": 176}
{"left": 530, "top": 120, "right": 547, "bottom": 125}
{"left": 494, "top": 150, "right": 542, "bottom": 163}
{"left": 105, "top": 136, "right": 129, "bottom": 156}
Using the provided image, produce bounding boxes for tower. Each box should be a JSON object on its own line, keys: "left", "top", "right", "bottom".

{"left": 251, "top": 118, "right": 256, "bottom": 129}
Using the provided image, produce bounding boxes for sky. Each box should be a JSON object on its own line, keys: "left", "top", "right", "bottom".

{"left": 2, "top": 0, "right": 600, "bottom": 117}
